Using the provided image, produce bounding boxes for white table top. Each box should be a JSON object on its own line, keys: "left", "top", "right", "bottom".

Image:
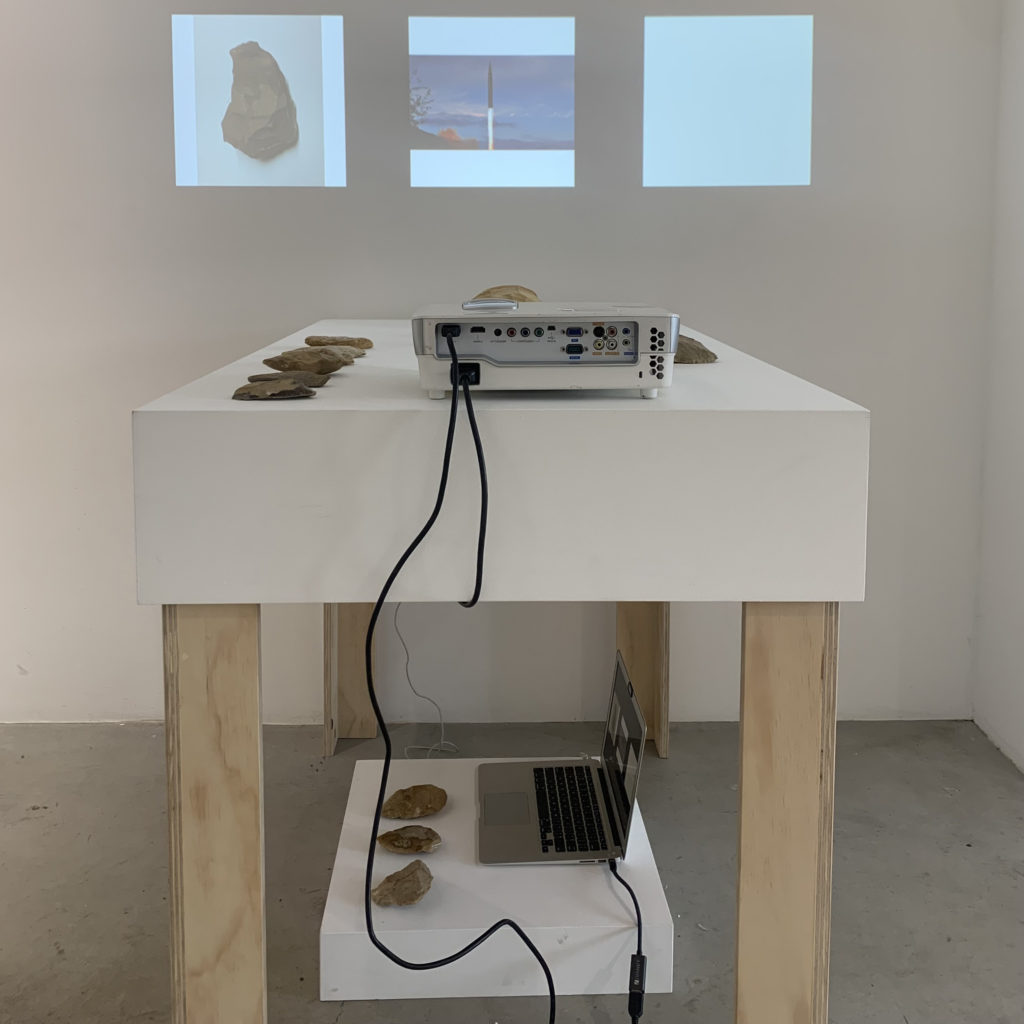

{"left": 141, "top": 318, "right": 863, "bottom": 415}
{"left": 133, "top": 319, "right": 869, "bottom": 604}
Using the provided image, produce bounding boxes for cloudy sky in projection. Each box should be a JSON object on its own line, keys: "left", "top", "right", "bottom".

{"left": 410, "top": 55, "right": 574, "bottom": 149}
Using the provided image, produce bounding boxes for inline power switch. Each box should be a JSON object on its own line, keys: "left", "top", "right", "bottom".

{"left": 451, "top": 362, "right": 481, "bottom": 386}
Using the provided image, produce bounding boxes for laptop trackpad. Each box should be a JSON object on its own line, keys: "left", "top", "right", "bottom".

{"left": 483, "top": 791, "right": 530, "bottom": 826}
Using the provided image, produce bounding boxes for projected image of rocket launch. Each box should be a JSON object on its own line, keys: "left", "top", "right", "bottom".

{"left": 409, "top": 55, "right": 574, "bottom": 151}
{"left": 407, "top": 17, "right": 575, "bottom": 187}
{"left": 487, "top": 61, "right": 494, "bottom": 150}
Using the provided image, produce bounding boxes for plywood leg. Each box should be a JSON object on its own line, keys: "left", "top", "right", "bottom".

{"left": 323, "top": 604, "right": 339, "bottom": 757}
{"left": 323, "top": 602, "right": 378, "bottom": 756}
{"left": 616, "top": 601, "right": 670, "bottom": 758}
{"left": 163, "top": 604, "right": 266, "bottom": 1024}
{"left": 736, "top": 601, "right": 839, "bottom": 1024}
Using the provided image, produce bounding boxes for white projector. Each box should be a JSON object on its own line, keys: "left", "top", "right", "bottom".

{"left": 411, "top": 300, "right": 679, "bottom": 399}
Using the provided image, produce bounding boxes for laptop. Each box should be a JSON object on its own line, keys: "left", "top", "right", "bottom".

{"left": 477, "top": 651, "right": 647, "bottom": 865}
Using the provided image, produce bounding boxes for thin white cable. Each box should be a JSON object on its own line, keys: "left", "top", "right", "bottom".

{"left": 394, "top": 602, "right": 459, "bottom": 758}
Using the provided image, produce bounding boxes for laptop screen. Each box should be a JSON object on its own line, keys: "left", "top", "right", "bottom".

{"left": 600, "top": 651, "right": 647, "bottom": 851}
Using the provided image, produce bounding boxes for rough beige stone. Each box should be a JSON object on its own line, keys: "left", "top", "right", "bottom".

{"left": 322, "top": 344, "right": 365, "bottom": 359}
{"left": 320, "top": 345, "right": 365, "bottom": 362}
{"left": 221, "top": 42, "right": 298, "bottom": 161}
{"left": 305, "top": 335, "right": 374, "bottom": 350}
{"left": 370, "top": 859, "right": 433, "bottom": 907}
{"left": 381, "top": 784, "right": 448, "bottom": 820}
{"left": 377, "top": 825, "right": 442, "bottom": 854}
{"left": 472, "top": 285, "right": 540, "bottom": 303}
{"left": 263, "top": 347, "right": 350, "bottom": 375}
{"left": 247, "top": 370, "right": 331, "bottom": 387}
{"left": 674, "top": 334, "right": 718, "bottom": 364}
{"left": 232, "top": 379, "right": 314, "bottom": 401}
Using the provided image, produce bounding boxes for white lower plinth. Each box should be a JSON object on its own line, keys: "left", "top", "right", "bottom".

{"left": 320, "top": 758, "right": 674, "bottom": 1001}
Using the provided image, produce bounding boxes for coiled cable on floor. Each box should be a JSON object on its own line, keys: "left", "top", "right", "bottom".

{"left": 361, "top": 335, "right": 555, "bottom": 1023}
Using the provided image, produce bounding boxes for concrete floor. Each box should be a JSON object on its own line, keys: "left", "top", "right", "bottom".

{"left": 0, "top": 722, "right": 1022, "bottom": 1024}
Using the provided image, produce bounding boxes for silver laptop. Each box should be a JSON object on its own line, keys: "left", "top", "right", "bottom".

{"left": 477, "top": 651, "right": 647, "bottom": 865}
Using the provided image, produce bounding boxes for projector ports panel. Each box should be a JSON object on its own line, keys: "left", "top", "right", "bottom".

{"left": 432, "top": 320, "right": 641, "bottom": 366}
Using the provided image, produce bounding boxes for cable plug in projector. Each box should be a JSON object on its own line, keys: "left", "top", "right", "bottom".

{"left": 412, "top": 300, "right": 679, "bottom": 399}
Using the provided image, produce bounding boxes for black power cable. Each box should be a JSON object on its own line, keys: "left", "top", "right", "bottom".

{"left": 457, "top": 368, "right": 487, "bottom": 609}
{"left": 360, "top": 334, "right": 555, "bottom": 1023}
{"left": 609, "top": 859, "right": 647, "bottom": 1022}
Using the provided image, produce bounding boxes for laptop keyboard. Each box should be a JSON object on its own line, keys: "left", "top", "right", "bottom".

{"left": 534, "top": 765, "right": 608, "bottom": 855}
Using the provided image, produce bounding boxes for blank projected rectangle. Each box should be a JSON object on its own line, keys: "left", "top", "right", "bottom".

{"left": 411, "top": 150, "right": 573, "bottom": 188}
{"left": 643, "top": 16, "right": 813, "bottom": 188}
{"left": 409, "top": 17, "right": 574, "bottom": 188}
{"left": 172, "top": 14, "right": 346, "bottom": 187}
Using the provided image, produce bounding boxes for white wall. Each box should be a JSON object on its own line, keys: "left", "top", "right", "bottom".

{"left": 0, "top": 1, "right": 1001, "bottom": 725}
{"left": 975, "top": 0, "right": 1024, "bottom": 770}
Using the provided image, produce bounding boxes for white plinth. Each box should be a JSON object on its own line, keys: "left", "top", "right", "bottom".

{"left": 133, "top": 318, "right": 869, "bottom": 605}
{"left": 320, "top": 758, "right": 674, "bottom": 1001}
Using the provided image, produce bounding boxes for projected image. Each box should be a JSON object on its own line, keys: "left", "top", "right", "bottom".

{"left": 172, "top": 15, "right": 346, "bottom": 187}
{"left": 643, "top": 15, "right": 814, "bottom": 188}
{"left": 409, "top": 17, "right": 575, "bottom": 188}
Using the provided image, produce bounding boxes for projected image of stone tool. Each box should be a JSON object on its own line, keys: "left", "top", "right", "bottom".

{"left": 221, "top": 41, "right": 299, "bottom": 161}
{"left": 173, "top": 14, "right": 344, "bottom": 186}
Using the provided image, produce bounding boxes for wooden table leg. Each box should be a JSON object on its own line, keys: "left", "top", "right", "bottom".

{"left": 616, "top": 602, "right": 670, "bottom": 758}
{"left": 323, "top": 602, "right": 378, "bottom": 756}
{"left": 736, "top": 602, "right": 839, "bottom": 1024}
{"left": 164, "top": 604, "right": 267, "bottom": 1024}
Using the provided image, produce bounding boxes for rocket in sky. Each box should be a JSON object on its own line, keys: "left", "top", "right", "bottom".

{"left": 487, "top": 61, "right": 494, "bottom": 151}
